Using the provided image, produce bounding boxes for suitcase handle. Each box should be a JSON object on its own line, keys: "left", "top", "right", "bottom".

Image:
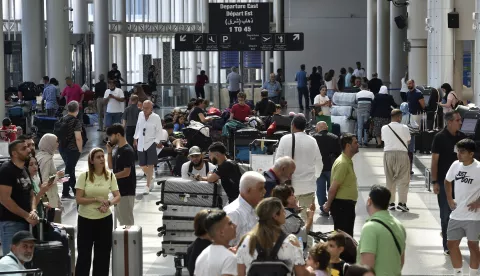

{"left": 0, "top": 269, "right": 42, "bottom": 275}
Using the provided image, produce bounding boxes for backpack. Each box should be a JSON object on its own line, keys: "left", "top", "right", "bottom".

{"left": 247, "top": 232, "right": 290, "bottom": 276}
{"left": 18, "top": 82, "right": 41, "bottom": 101}
{"left": 54, "top": 116, "right": 74, "bottom": 148}
{"left": 188, "top": 161, "right": 209, "bottom": 175}
{"left": 233, "top": 161, "right": 252, "bottom": 175}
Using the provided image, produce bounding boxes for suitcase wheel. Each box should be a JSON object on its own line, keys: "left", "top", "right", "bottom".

{"left": 157, "top": 249, "right": 165, "bottom": 257}
{"left": 160, "top": 204, "right": 167, "bottom": 211}
{"left": 158, "top": 230, "right": 166, "bottom": 237}
{"left": 157, "top": 225, "right": 165, "bottom": 232}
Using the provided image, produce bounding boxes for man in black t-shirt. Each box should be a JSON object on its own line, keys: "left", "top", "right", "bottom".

{"left": 107, "top": 63, "right": 125, "bottom": 88}
{"left": 431, "top": 110, "right": 466, "bottom": 255}
{"left": 106, "top": 124, "right": 136, "bottom": 226}
{"left": 255, "top": 90, "right": 276, "bottom": 116}
{"left": 0, "top": 140, "right": 38, "bottom": 254}
{"left": 205, "top": 142, "right": 241, "bottom": 203}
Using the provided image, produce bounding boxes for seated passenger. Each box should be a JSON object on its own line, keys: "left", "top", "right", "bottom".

{"left": 174, "top": 115, "right": 186, "bottom": 132}
{"left": 230, "top": 92, "right": 252, "bottom": 122}
{"left": 0, "top": 117, "right": 17, "bottom": 142}
{"left": 186, "top": 210, "right": 212, "bottom": 276}
{"left": 189, "top": 98, "right": 213, "bottom": 124}
{"left": 0, "top": 231, "right": 36, "bottom": 274}
{"left": 157, "top": 123, "right": 187, "bottom": 159}
{"left": 272, "top": 185, "right": 314, "bottom": 248}
{"left": 255, "top": 90, "right": 276, "bottom": 116}
{"left": 181, "top": 146, "right": 214, "bottom": 180}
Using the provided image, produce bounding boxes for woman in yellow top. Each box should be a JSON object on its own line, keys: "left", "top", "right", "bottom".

{"left": 75, "top": 148, "right": 121, "bottom": 276}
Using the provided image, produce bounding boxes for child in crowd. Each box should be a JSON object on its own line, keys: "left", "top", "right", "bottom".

{"left": 274, "top": 104, "right": 282, "bottom": 115}
{"left": 307, "top": 242, "right": 331, "bottom": 276}
{"left": 0, "top": 117, "right": 17, "bottom": 142}
{"left": 174, "top": 115, "right": 186, "bottom": 131}
{"left": 327, "top": 232, "right": 349, "bottom": 276}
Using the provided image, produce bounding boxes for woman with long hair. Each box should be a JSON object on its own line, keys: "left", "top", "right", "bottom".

{"left": 133, "top": 84, "right": 149, "bottom": 103}
{"left": 36, "top": 134, "right": 64, "bottom": 222}
{"left": 438, "top": 83, "right": 459, "bottom": 114}
{"left": 313, "top": 85, "right": 332, "bottom": 131}
{"left": 75, "top": 148, "right": 121, "bottom": 276}
{"left": 26, "top": 156, "right": 54, "bottom": 219}
{"left": 324, "top": 69, "right": 337, "bottom": 100}
{"left": 236, "top": 197, "right": 311, "bottom": 276}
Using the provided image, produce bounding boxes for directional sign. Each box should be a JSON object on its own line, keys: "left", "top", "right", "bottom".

{"left": 209, "top": 3, "right": 270, "bottom": 34}
{"left": 174, "top": 33, "right": 304, "bottom": 52}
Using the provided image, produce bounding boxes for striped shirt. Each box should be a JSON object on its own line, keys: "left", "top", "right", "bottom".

{"left": 356, "top": 90, "right": 375, "bottom": 116}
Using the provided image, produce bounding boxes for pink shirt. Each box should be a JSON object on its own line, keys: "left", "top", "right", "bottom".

{"left": 61, "top": 84, "right": 84, "bottom": 104}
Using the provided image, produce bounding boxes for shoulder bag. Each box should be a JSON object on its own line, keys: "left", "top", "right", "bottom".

{"left": 387, "top": 125, "right": 408, "bottom": 151}
{"left": 370, "top": 219, "right": 402, "bottom": 255}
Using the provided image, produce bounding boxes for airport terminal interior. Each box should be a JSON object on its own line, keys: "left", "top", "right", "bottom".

{"left": 2, "top": 0, "right": 480, "bottom": 275}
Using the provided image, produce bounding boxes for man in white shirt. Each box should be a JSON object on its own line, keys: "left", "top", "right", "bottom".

{"left": 104, "top": 80, "right": 125, "bottom": 127}
{"left": 194, "top": 210, "right": 237, "bottom": 276}
{"left": 0, "top": 231, "right": 36, "bottom": 276}
{"left": 276, "top": 114, "right": 323, "bottom": 219}
{"left": 226, "top": 66, "right": 242, "bottom": 105}
{"left": 353, "top": 61, "right": 366, "bottom": 78}
{"left": 445, "top": 139, "right": 480, "bottom": 276}
{"left": 181, "top": 146, "right": 214, "bottom": 180}
{"left": 133, "top": 100, "right": 163, "bottom": 194}
{"left": 381, "top": 109, "right": 411, "bottom": 212}
{"left": 224, "top": 171, "right": 266, "bottom": 246}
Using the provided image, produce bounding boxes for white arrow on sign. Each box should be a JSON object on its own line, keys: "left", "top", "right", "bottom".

{"left": 293, "top": 34, "right": 300, "bottom": 41}
{"left": 180, "top": 35, "right": 187, "bottom": 42}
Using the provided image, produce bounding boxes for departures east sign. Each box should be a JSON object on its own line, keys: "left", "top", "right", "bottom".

{"left": 209, "top": 3, "right": 270, "bottom": 34}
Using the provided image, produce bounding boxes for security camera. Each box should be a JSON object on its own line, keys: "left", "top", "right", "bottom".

{"left": 64, "top": 6, "right": 73, "bottom": 11}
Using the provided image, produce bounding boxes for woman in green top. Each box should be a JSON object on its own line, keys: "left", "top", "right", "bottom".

{"left": 75, "top": 148, "right": 121, "bottom": 276}
{"left": 26, "top": 156, "right": 55, "bottom": 219}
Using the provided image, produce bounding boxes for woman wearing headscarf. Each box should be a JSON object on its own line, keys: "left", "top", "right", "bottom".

{"left": 370, "top": 86, "right": 398, "bottom": 148}
{"left": 36, "top": 133, "right": 64, "bottom": 222}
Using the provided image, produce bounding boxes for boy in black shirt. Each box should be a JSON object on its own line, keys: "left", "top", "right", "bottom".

{"left": 204, "top": 142, "right": 241, "bottom": 203}
{"left": 327, "top": 232, "right": 349, "bottom": 276}
{"left": 106, "top": 124, "right": 136, "bottom": 225}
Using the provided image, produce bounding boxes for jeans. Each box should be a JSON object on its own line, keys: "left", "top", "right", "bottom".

{"left": 297, "top": 87, "right": 309, "bottom": 108}
{"left": 437, "top": 180, "right": 452, "bottom": 251}
{"left": 327, "top": 89, "right": 335, "bottom": 101}
{"left": 229, "top": 90, "right": 239, "bottom": 106}
{"left": 316, "top": 171, "right": 331, "bottom": 212}
{"left": 105, "top": 112, "right": 122, "bottom": 127}
{"left": 269, "top": 96, "right": 279, "bottom": 104}
{"left": 356, "top": 113, "right": 369, "bottom": 144}
{"left": 75, "top": 214, "right": 113, "bottom": 276}
{"left": 195, "top": 86, "right": 205, "bottom": 98}
{"left": 331, "top": 199, "right": 356, "bottom": 237}
{"left": 96, "top": 98, "right": 106, "bottom": 130}
{"left": 0, "top": 220, "right": 28, "bottom": 253}
{"left": 59, "top": 148, "right": 81, "bottom": 197}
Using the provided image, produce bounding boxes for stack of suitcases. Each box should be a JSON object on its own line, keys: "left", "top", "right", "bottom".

{"left": 156, "top": 178, "right": 229, "bottom": 276}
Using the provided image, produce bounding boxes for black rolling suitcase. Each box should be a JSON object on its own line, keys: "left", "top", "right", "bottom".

{"left": 234, "top": 128, "right": 261, "bottom": 162}
{"left": 418, "top": 111, "right": 438, "bottom": 154}
{"left": 332, "top": 123, "right": 341, "bottom": 136}
{"left": 271, "top": 114, "right": 292, "bottom": 132}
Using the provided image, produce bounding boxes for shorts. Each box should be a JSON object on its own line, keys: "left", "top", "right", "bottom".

{"left": 138, "top": 143, "right": 158, "bottom": 166}
{"left": 447, "top": 219, "right": 480, "bottom": 241}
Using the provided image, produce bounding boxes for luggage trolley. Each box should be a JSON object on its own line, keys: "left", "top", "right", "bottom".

{"left": 249, "top": 139, "right": 279, "bottom": 172}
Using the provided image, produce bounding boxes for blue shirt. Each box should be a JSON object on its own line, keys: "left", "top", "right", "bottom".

{"left": 262, "top": 81, "right": 281, "bottom": 98}
{"left": 174, "top": 123, "right": 185, "bottom": 131}
{"left": 407, "top": 89, "right": 424, "bottom": 114}
{"left": 295, "top": 70, "right": 308, "bottom": 88}
{"left": 345, "top": 73, "right": 352, "bottom": 87}
{"left": 42, "top": 84, "right": 58, "bottom": 110}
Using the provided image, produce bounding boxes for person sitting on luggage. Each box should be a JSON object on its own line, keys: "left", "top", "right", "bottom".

{"left": 272, "top": 185, "right": 315, "bottom": 249}
{"left": 189, "top": 98, "right": 213, "bottom": 124}
{"left": 263, "top": 156, "right": 296, "bottom": 197}
{"left": 0, "top": 231, "right": 36, "bottom": 274}
{"left": 255, "top": 90, "right": 276, "bottom": 116}
{"left": 194, "top": 210, "right": 238, "bottom": 276}
{"left": 236, "top": 197, "right": 312, "bottom": 276}
{"left": 306, "top": 243, "right": 331, "bottom": 276}
{"left": 187, "top": 210, "right": 213, "bottom": 276}
{"left": 0, "top": 117, "right": 17, "bottom": 142}
{"left": 230, "top": 92, "right": 252, "bottom": 122}
{"left": 181, "top": 146, "right": 214, "bottom": 180}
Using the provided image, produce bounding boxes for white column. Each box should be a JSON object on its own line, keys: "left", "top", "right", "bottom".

{"left": 377, "top": 0, "right": 390, "bottom": 82}
{"left": 407, "top": 0, "right": 428, "bottom": 84}
{"left": 390, "top": 4, "right": 407, "bottom": 89}
{"left": 264, "top": 52, "right": 271, "bottom": 81}
{"left": 0, "top": 3, "right": 5, "bottom": 118}
{"left": 454, "top": 40, "right": 463, "bottom": 99}
{"left": 162, "top": 0, "right": 171, "bottom": 23}
{"left": 73, "top": 0, "right": 88, "bottom": 34}
{"left": 202, "top": 0, "right": 210, "bottom": 79}
{"left": 428, "top": 0, "right": 453, "bottom": 87}
{"left": 116, "top": 0, "right": 127, "bottom": 83}
{"left": 273, "top": 0, "right": 283, "bottom": 75}
{"left": 176, "top": 0, "right": 185, "bottom": 83}
{"left": 21, "top": 0, "right": 43, "bottom": 82}
{"left": 188, "top": 0, "right": 198, "bottom": 83}
{"left": 367, "top": 0, "right": 377, "bottom": 77}
{"left": 474, "top": 0, "right": 480, "bottom": 105}
{"left": 94, "top": 0, "right": 109, "bottom": 80}
{"left": 47, "top": 0, "right": 69, "bottom": 88}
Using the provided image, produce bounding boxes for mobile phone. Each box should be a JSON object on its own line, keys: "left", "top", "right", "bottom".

{"left": 48, "top": 175, "right": 56, "bottom": 183}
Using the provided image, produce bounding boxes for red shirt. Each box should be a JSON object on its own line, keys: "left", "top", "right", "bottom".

{"left": 0, "top": 125, "right": 17, "bottom": 142}
{"left": 231, "top": 103, "right": 251, "bottom": 122}
{"left": 61, "top": 84, "right": 84, "bottom": 104}
{"left": 195, "top": 75, "right": 209, "bottom": 87}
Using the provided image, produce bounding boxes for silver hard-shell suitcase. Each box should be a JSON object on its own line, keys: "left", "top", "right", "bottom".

{"left": 160, "top": 204, "right": 207, "bottom": 217}
{"left": 158, "top": 179, "right": 223, "bottom": 207}
{"left": 160, "top": 216, "right": 194, "bottom": 231}
{"left": 112, "top": 225, "right": 143, "bottom": 276}
{"left": 158, "top": 241, "right": 190, "bottom": 256}
{"left": 160, "top": 230, "right": 196, "bottom": 242}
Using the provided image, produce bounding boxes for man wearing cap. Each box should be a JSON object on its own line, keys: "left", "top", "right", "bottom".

{"left": 181, "top": 146, "right": 214, "bottom": 180}
{"left": 0, "top": 231, "right": 36, "bottom": 275}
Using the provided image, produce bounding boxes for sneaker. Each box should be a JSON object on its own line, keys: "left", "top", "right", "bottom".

{"left": 61, "top": 194, "right": 75, "bottom": 200}
{"left": 443, "top": 250, "right": 450, "bottom": 256}
{"left": 320, "top": 211, "right": 330, "bottom": 217}
{"left": 388, "top": 203, "right": 396, "bottom": 210}
{"left": 397, "top": 203, "right": 409, "bottom": 212}
{"left": 143, "top": 186, "right": 150, "bottom": 195}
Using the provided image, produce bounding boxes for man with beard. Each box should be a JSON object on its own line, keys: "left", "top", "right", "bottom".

{"left": 17, "top": 134, "right": 35, "bottom": 157}
{"left": 182, "top": 146, "right": 214, "bottom": 180}
{"left": 406, "top": 79, "right": 425, "bottom": 126}
{"left": 206, "top": 142, "right": 242, "bottom": 203}
{"left": 0, "top": 231, "right": 36, "bottom": 273}
{"left": 0, "top": 140, "right": 38, "bottom": 253}
{"left": 106, "top": 124, "right": 136, "bottom": 225}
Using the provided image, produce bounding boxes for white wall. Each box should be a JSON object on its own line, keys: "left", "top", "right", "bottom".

{"left": 284, "top": 0, "right": 367, "bottom": 82}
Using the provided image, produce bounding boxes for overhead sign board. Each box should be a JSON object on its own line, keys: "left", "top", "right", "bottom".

{"left": 174, "top": 33, "right": 304, "bottom": 52}
{"left": 209, "top": 3, "right": 270, "bottom": 34}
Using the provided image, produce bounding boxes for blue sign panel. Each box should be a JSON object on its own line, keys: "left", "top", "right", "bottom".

{"left": 243, "top": 51, "right": 262, "bottom": 68}
{"left": 220, "top": 51, "right": 239, "bottom": 69}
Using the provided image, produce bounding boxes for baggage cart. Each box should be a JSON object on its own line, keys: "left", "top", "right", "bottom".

{"left": 249, "top": 139, "right": 278, "bottom": 173}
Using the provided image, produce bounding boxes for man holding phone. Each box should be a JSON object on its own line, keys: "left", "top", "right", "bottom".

{"left": 181, "top": 147, "right": 214, "bottom": 180}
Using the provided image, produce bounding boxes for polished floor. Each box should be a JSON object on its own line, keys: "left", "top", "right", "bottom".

{"left": 32, "top": 124, "right": 468, "bottom": 276}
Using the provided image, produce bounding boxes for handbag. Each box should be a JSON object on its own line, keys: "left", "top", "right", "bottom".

{"left": 387, "top": 125, "right": 408, "bottom": 151}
